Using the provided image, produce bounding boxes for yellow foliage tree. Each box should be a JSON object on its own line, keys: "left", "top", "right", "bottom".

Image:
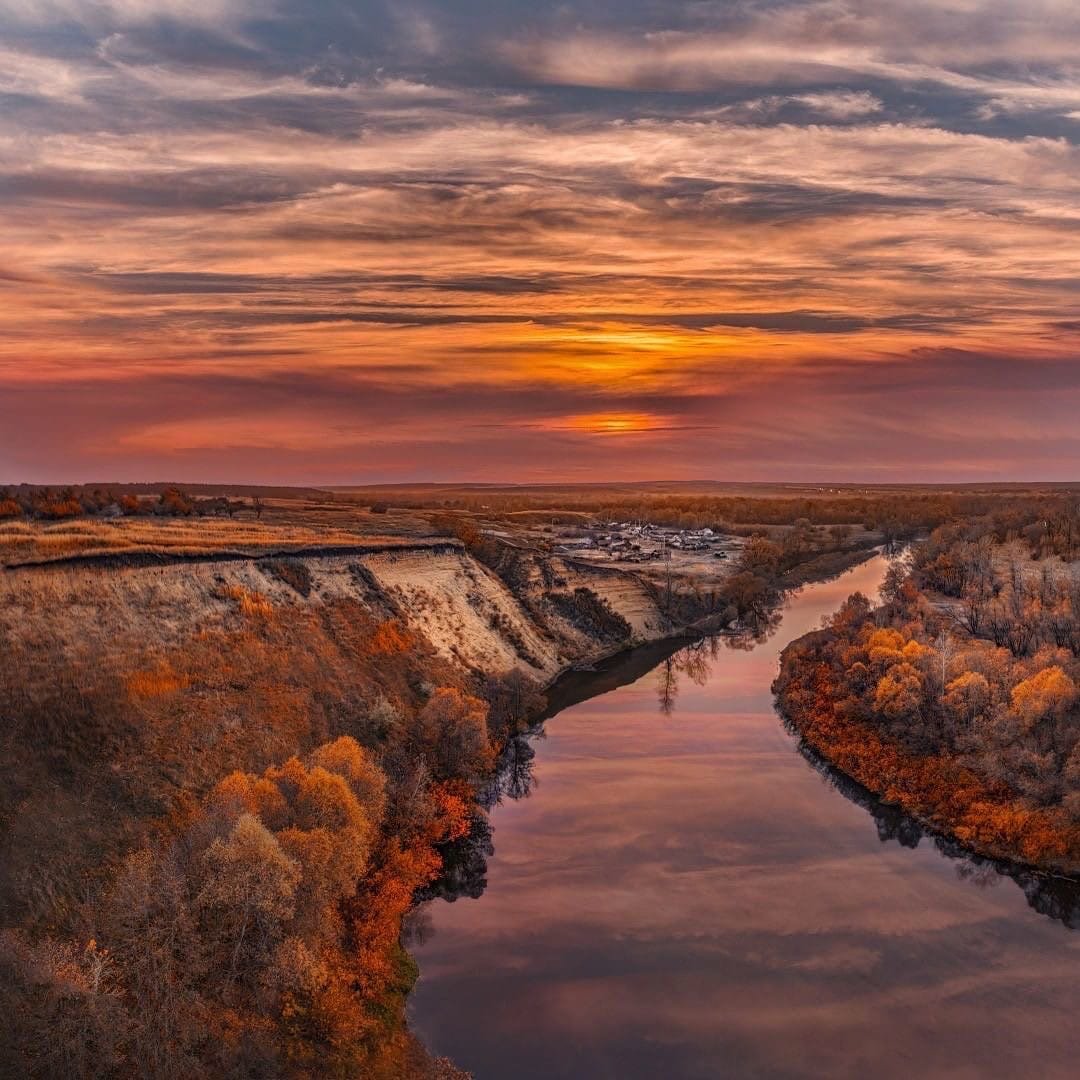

{"left": 1010, "top": 666, "right": 1078, "bottom": 733}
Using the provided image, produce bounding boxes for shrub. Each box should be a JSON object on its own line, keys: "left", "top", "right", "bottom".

{"left": 37, "top": 499, "right": 82, "bottom": 521}
{"left": 218, "top": 583, "right": 275, "bottom": 619}
{"left": 260, "top": 558, "right": 314, "bottom": 597}
{"left": 370, "top": 620, "right": 417, "bottom": 655}
{"left": 481, "top": 670, "right": 546, "bottom": 739}
{"left": 550, "top": 586, "right": 632, "bottom": 641}
{"left": 125, "top": 663, "right": 188, "bottom": 699}
{"left": 417, "top": 687, "right": 493, "bottom": 784}
{"left": 158, "top": 487, "right": 194, "bottom": 516}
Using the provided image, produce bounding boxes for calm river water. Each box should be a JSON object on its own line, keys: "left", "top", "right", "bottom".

{"left": 408, "top": 555, "right": 1080, "bottom": 1078}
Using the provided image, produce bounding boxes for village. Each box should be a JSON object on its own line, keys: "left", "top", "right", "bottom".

{"left": 550, "top": 520, "right": 747, "bottom": 579}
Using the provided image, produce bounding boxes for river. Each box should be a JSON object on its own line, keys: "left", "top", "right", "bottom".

{"left": 407, "top": 554, "right": 1080, "bottom": 1079}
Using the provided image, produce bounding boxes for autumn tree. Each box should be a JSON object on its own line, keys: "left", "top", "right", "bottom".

{"left": 943, "top": 671, "right": 991, "bottom": 746}
{"left": 417, "top": 688, "right": 493, "bottom": 785}
{"left": 874, "top": 663, "right": 925, "bottom": 723}
{"left": 481, "top": 669, "right": 546, "bottom": 740}
{"left": 739, "top": 535, "right": 783, "bottom": 577}
{"left": 1008, "top": 666, "right": 1079, "bottom": 791}
{"left": 158, "top": 487, "right": 194, "bottom": 516}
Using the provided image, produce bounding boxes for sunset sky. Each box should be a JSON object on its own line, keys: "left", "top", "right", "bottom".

{"left": 3, "top": 0, "right": 1080, "bottom": 484}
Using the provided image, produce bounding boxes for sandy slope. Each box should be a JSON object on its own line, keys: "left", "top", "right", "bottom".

{"left": 0, "top": 542, "right": 672, "bottom": 691}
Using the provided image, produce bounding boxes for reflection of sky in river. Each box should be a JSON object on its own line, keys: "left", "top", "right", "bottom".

{"left": 409, "top": 558, "right": 1080, "bottom": 1079}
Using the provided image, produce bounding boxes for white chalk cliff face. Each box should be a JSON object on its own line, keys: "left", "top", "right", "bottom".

{"left": 0, "top": 541, "right": 672, "bottom": 695}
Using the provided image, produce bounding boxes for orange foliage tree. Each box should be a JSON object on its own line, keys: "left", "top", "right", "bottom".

{"left": 0, "top": 731, "right": 479, "bottom": 1077}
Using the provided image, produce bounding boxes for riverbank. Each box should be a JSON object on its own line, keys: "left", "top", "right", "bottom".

{"left": 0, "top": 527, "right": 901, "bottom": 1078}
{"left": 502, "top": 543, "right": 880, "bottom": 726}
{"left": 774, "top": 630, "right": 1080, "bottom": 878}
{"left": 776, "top": 542, "right": 880, "bottom": 589}
{"left": 791, "top": 725, "right": 1080, "bottom": 924}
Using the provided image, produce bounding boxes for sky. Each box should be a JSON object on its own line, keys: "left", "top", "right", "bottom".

{"left": 2, "top": 0, "right": 1080, "bottom": 485}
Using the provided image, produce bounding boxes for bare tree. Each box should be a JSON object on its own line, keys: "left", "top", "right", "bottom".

{"left": 936, "top": 629, "right": 954, "bottom": 697}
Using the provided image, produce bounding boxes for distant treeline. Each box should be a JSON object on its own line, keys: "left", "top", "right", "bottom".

{"left": 0, "top": 486, "right": 264, "bottom": 522}
{"left": 367, "top": 489, "right": 1080, "bottom": 537}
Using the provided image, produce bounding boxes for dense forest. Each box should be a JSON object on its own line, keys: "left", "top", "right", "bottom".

{"left": 775, "top": 501, "right": 1080, "bottom": 872}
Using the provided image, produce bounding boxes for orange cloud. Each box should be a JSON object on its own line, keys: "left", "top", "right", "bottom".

{"left": 2, "top": 1, "right": 1080, "bottom": 482}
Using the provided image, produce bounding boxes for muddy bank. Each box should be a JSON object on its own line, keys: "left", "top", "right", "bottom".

{"left": 777, "top": 543, "right": 880, "bottom": 588}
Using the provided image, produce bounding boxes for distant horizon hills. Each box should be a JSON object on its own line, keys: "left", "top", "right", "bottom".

{"left": 6, "top": 480, "right": 1080, "bottom": 499}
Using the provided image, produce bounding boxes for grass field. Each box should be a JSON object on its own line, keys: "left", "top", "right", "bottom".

{"left": 0, "top": 512, "right": 431, "bottom": 567}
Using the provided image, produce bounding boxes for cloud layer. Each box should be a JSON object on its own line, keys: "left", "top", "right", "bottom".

{"left": 2, "top": 0, "right": 1080, "bottom": 482}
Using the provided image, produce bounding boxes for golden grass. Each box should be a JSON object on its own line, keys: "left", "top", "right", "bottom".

{"left": 217, "top": 583, "right": 275, "bottom": 619}
{"left": 0, "top": 517, "right": 428, "bottom": 567}
{"left": 125, "top": 663, "right": 190, "bottom": 698}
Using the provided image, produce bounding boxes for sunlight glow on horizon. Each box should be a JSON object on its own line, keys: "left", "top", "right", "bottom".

{"left": 533, "top": 411, "right": 677, "bottom": 436}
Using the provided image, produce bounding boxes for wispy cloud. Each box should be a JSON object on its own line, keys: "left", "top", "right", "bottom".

{"left": 1, "top": 0, "right": 1078, "bottom": 482}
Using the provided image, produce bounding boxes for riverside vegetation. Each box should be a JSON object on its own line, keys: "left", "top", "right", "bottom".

{"left": 775, "top": 501, "right": 1080, "bottom": 874}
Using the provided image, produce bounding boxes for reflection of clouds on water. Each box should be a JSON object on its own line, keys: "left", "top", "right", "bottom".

{"left": 791, "top": 729, "right": 1080, "bottom": 930}
{"left": 722, "top": 607, "right": 785, "bottom": 652}
{"left": 658, "top": 625, "right": 781, "bottom": 714}
{"left": 653, "top": 553, "right": 900, "bottom": 715}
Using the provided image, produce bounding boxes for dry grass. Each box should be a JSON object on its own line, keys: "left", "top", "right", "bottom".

{"left": 125, "top": 663, "right": 190, "bottom": 698}
{"left": 0, "top": 517, "right": 427, "bottom": 567}
{"left": 217, "top": 582, "right": 275, "bottom": 618}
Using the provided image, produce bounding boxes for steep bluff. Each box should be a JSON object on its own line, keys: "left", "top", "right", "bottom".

{"left": 0, "top": 541, "right": 673, "bottom": 931}
{"left": 0, "top": 537, "right": 868, "bottom": 1078}
{"left": 0, "top": 541, "right": 670, "bottom": 686}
